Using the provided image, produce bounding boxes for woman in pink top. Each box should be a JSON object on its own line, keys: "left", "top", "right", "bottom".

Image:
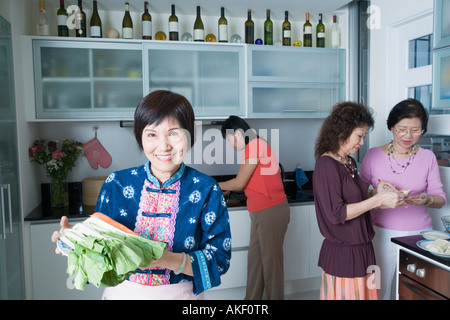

{"left": 360, "top": 99, "right": 447, "bottom": 300}
{"left": 219, "top": 116, "right": 289, "bottom": 300}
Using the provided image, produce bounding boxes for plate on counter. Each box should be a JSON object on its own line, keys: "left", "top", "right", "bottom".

{"left": 420, "top": 229, "right": 450, "bottom": 241}
{"left": 417, "top": 239, "right": 450, "bottom": 260}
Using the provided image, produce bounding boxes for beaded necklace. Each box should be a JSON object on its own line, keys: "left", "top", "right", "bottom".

{"left": 336, "top": 154, "right": 357, "bottom": 178}
{"left": 387, "top": 142, "right": 418, "bottom": 174}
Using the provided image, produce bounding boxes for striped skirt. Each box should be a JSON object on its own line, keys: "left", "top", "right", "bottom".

{"left": 320, "top": 271, "right": 379, "bottom": 300}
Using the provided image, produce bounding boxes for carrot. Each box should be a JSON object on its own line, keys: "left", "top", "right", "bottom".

{"left": 91, "top": 212, "right": 138, "bottom": 236}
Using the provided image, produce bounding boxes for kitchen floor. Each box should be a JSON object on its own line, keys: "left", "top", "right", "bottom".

{"left": 285, "top": 289, "right": 320, "bottom": 300}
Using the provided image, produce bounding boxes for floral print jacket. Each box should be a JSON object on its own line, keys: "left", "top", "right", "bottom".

{"left": 95, "top": 162, "right": 231, "bottom": 295}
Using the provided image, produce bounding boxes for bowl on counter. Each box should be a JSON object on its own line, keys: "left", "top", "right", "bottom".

{"left": 442, "top": 215, "right": 450, "bottom": 233}
{"left": 420, "top": 229, "right": 450, "bottom": 241}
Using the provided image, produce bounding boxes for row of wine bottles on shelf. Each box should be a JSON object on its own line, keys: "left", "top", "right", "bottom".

{"left": 37, "top": 0, "right": 341, "bottom": 47}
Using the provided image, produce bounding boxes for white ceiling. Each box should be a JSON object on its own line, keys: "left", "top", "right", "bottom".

{"left": 94, "top": 0, "right": 352, "bottom": 19}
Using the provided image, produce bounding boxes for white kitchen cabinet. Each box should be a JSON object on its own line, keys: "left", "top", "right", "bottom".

{"left": 283, "top": 205, "right": 311, "bottom": 280}
{"left": 28, "top": 204, "right": 321, "bottom": 299}
{"left": 210, "top": 203, "right": 323, "bottom": 297}
{"left": 32, "top": 39, "right": 143, "bottom": 119}
{"left": 248, "top": 46, "right": 346, "bottom": 118}
{"left": 30, "top": 38, "right": 245, "bottom": 120}
{"left": 144, "top": 42, "right": 246, "bottom": 118}
{"left": 30, "top": 37, "right": 345, "bottom": 121}
{"left": 309, "top": 205, "right": 324, "bottom": 277}
{"left": 29, "top": 220, "right": 103, "bottom": 300}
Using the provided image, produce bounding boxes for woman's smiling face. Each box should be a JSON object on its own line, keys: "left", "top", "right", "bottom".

{"left": 142, "top": 117, "right": 188, "bottom": 182}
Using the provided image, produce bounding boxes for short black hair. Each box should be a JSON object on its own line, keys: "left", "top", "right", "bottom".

{"left": 134, "top": 90, "right": 195, "bottom": 149}
{"left": 387, "top": 98, "right": 428, "bottom": 134}
{"left": 220, "top": 115, "right": 257, "bottom": 145}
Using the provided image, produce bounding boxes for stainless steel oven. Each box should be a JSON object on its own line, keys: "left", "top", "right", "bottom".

{"left": 398, "top": 249, "right": 450, "bottom": 300}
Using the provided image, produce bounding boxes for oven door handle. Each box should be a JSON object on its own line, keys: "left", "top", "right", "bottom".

{"left": 402, "top": 278, "right": 429, "bottom": 300}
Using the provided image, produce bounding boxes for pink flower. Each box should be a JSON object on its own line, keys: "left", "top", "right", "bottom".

{"left": 29, "top": 145, "right": 42, "bottom": 158}
{"left": 52, "top": 151, "right": 65, "bottom": 160}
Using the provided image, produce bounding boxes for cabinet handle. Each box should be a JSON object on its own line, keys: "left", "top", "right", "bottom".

{"left": 1, "top": 185, "right": 5, "bottom": 240}
{"left": 6, "top": 184, "right": 12, "bottom": 234}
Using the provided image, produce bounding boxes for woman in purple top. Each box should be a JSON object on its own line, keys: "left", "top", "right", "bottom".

{"left": 360, "top": 99, "right": 447, "bottom": 300}
{"left": 313, "top": 102, "right": 402, "bottom": 300}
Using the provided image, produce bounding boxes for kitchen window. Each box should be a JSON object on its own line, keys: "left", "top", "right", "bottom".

{"left": 407, "top": 33, "right": 450, "bottom": 114}
{"left": 409, "top": 34, "right": 433, "bottom": 69}
{"left": 416, "top": 134, "right": 450, "bottom": 167}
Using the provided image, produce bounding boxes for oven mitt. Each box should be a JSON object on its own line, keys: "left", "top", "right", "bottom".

{"left": 83, "top": 137, "right": 112, "bottom": 170}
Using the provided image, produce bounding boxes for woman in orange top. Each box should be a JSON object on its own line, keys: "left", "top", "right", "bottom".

{"left": 219, "top": 116, "right": 290, "bottom": 300}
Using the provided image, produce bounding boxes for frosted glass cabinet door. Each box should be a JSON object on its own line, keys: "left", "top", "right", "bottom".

{"left": 249, "top": 83, "right": 344, "bottom": 117}
{"left": 433, "top": 0, "right": 450, "bottom": 48}
{"left": 145, "top": 43, "right": 245, "bottom": 118}
{"left": 33, "top": 40, "right": 143, "bottom": 119}
{"left": 432, "top": 47, "right": 450, "bottom": 109}
{"left": 248, "top": 46, "right": 346, "bottom": 117}
{"left": 250, "top": 46, "right": 344, "bottom": 83}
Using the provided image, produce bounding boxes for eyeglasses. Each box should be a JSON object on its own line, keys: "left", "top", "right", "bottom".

{"left": 394, "top": 127, "right": 423, "bottom": 137}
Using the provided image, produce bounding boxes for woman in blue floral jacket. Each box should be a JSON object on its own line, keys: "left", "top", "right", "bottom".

{"left": 53, "top": 90, "right": 231, "bottom": 299}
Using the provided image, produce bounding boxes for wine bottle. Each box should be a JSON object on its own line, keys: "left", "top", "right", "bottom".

{"left": 244, "top": 9, "right": 254, "bottom": 44}
{"left": 90, "top": 0, "right": 102, "bottom": 38}
{"left": 122, "top": 2, "right": 133, "bottom": 39}
{"left": 169, "top": 4, "right": 179, "bottom": 41}
{"left": 37, "top": 0, "right": 49, "bottom": 36}
{"left": 142, "top": 1, "right": 152, "bottom": 39}
{"left": 57, "top": 0, "right": 68, "bottom": 37}
{"left": 76, "top": 0, "right": 87, "bottom": 37}
{"left": 303, "top": 12, "right": 312, "bottom": 47}
{"left": 264, "top": 9, "right": 273, "bottom": 45}
{"left": 331, "top": 15, "right": 341, "bottom": 48}
{"left": 316, "top": 13, "right": 325, "bottom": 47}
{"left": 282, "top": 11, "right": 291, "bottom": 46}
{"left": 218, "top": 7, "right": 228, "bottom": 43}
{"left": 193, "top": 6, "right": 204, "bottom": 41}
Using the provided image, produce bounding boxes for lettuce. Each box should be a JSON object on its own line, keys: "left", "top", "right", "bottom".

{"left": 62, "top": 217, "right": 167, "bottom": 290}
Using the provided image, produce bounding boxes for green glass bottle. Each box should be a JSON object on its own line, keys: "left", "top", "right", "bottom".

{"left": 316, "top": 13, "right": 325, "bottom": 47}
{"left": 57, "top": 0, "right": 68, "bottom": 37}
{"left": 142, "top": 1, "right": 152, "bottom": 40}
{"left": 218, "top": 7, "right": 228, "bottom": 42}
{"left": 169, "top": 4, "right": 178, "bottom": 40}
{"left": 282, "top": 11, "right": 291, "bottom": 46}
{"left": 303, "top": 12, "right": 312, "bottom": 47}
{"left": 264, "top": 9, "right": 273, "bottom": 45}
{"left": 193, "top": 6, "right": 204, "bottom": 41}
{"left": 245, "top": 9, "right": 254, "bottom": 44}
{"left": 89, "top": 0, "right": 102, "bottom": 38}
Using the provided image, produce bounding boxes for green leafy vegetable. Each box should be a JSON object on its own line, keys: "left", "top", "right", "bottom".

{"left": 61, "top": 217, "right": 166, "bottom": 290}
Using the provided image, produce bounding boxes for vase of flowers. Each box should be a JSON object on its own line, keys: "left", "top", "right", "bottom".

{"left": 29, "top": 139, "right": 83, "bottom": 207}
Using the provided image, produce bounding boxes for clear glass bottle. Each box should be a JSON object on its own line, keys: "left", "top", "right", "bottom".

{"left": 37, "top": 0, "right": 49, "bottom": 36}
{"left": 331, "top": 15, "right": 341, "bottom": 48}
